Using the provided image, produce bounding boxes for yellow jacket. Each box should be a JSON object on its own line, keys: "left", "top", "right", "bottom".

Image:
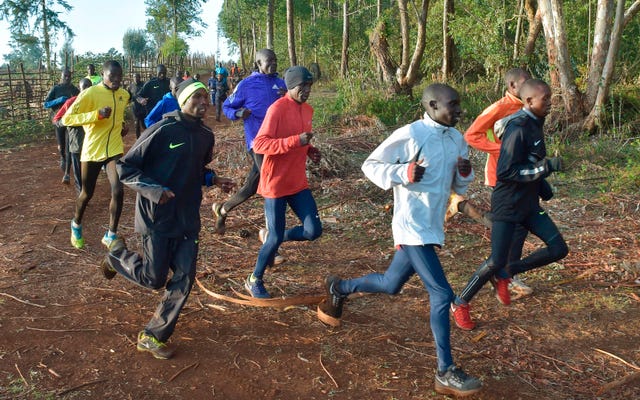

{"left": 62, "top": 83, "right": 130, "bottom": 162}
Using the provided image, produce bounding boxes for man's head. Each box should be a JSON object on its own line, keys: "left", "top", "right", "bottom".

{"left": 520, "top": 79, "right": 552, "bottom": 118}
{"left": 170, "top": 77, "right": 183, "bottom": 97}
{"left": 156, "top": 64, "right": 167, "bottom": 80}
{"left": 255, "top": 49, "right": 277, "bottom": 75}
{"left": 133, "top": 73, "right": 141, "bottom": 83}
{"left": 505, "top": 68, "right": 531, "bottom": 98}
{"left": 60, "top": 69, "right": 72, "bottom": 84}
{"left": 87, "top": 64, "right": 96, "bottom": 76}
{"left": 285, "top": 66, "right": 314, "bottom": 104}
{"left": 421, "top": 83, "right": 462, "bottom": 127}
{"left": 102, "top": 60, "right": 123, "bottom": 90}
{"left": 79, "top": 78, "right": 92, "bottom": 92}
{"left": 176, "top": 78, "right": 209, "bottom": 118}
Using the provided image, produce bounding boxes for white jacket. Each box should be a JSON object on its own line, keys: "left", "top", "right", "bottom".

{"left": 362, "top": 113, "right": 473, "bottom": 246}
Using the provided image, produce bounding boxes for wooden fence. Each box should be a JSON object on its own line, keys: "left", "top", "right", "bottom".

{"left": 0, "top": 54, "right": 218, "bottom": 125}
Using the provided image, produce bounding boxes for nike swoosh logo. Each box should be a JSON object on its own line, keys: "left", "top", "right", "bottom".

{"left": 169, "top": 142, "right": 185, "bottom": 149}
{"left": 539, "top": 211, "right": 546, "bottom": 215}
{"left": 534, "top": 140, "right": 541, "bottom": 145}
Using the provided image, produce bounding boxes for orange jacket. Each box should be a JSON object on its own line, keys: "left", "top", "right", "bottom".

{"left": 253, "top": 93, "right": 313, "bottom": 198}
{"left": 464, "top": 91, "right": 523, "bottom": 187}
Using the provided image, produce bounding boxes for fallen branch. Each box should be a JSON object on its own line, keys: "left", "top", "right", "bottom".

{"left": 46, "top": 244, "right": 79, "bottom": 257}
{"left": 26, "top": 326, "right": 98, "bottom": 333}
{"left": 15, "top": 363, "right": 28, "bottom": 388}
{"left": 168, "top": 361, "right": 199, "bottom": 382}
{"left": 597, "top": 371, "right": 640, "bottom": 395}
{"left": 319, "top": 353, "right": 338, "bottom": 388}
{"left": 56, "top": 378, "right": 107, "bottom": 396}
{"left": 0, "top": 204, "right": 12, "bottom": 212}
{"left": 595, "top": 348, "right": 640, "bottom": 371}
{"left": 0, "top": 292, "right": 46, "bottom": 308}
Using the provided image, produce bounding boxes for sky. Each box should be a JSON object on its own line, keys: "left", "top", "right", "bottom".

{"left": 0, "top": 0, "right": 232, "bottom": 63}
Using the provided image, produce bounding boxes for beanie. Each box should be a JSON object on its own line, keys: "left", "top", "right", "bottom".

{"left": 176, "top": 78, "right": 208, "bottom": 107}
{"left": 284, "top": 66, "right": 313, "bottom": 89}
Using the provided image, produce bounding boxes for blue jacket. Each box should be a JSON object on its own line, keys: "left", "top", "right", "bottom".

{"left": 222, "top": 72, "right": 286, "bottom": 150}
{"left": 144, "top": 92, "right": 179, "bottom": 128}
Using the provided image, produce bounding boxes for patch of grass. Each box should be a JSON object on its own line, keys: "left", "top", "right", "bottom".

{"left": 0, "top": 119, "right": 51, "bottom": 149}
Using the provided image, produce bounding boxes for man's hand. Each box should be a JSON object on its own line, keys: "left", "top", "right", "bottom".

{"left": 158, "top": 189, "right": 175, "bottom": 204}
{"left": 121, "top": 122, "right": 129, "bottom": 137}
{"left": 214, "top": 177, "right": 235, "bottom": 193}
{"left": 408, "top": 160, "right": 425, "bottom": 183}
{"left": 308, "top": 146, "right": 321, "bottom": 164}
{"left": 98, "top": 106, "right": 112, "bottom": 119}
{"left": 136, "top": 97, "right": 149, "bottom": 106}
{"left": 299, "top": 132, "right": 313, "bottom": 146}
{"left": 457, "top": 157, "right": 472, "bottom": 177}
{"left": 546, "top": 157, "right": 563, "bottom": 172}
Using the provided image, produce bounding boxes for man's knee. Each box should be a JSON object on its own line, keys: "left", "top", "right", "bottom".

{"left": 305, "top": 222, "right": 322, "bottom": 241}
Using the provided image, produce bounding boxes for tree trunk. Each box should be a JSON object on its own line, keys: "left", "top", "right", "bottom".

{"left": 397, "top": 0, "right": 410, "bottom": 77}
{"left": 585, "top": 0, "right": 614, "bottom": 107}
{"left": 369, "top": 20, "right": 401, "bottom": 93}
{"left": 340, "top": 1, "right": 349, "bottom": 78}
{"left": 266, "top": 0, "right": 274, "bottom": 50}
{"left": 441, "top": 0, "right": 453, "bottom": 81}
{"left": 235, "top": 0, "right": 247, "bottom": 72}
{"left": 513, "top": 0, "right": 525, "bottom": 61}
{"left": 523, "top": 0, "right": 541, "bottom": 59}
{"left": 286, "top": 0, "right": 297, "bottom": 66}
{"left": 539, "top": 0, "right": 584, "bottom": 121}
{"left": 40, "top": 0, "right": 51, "bottom": 71}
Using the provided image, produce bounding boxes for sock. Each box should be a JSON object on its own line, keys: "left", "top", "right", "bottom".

{"left": 107, "top": 230, "right": 117, "bottom": 238}
{"left": 72, "top": 220, "right": 81, "bottom": 228}
{"left": 453, "top": 297, "right": 465, "bottom": 306}
{"left": 249, "top": 273, "right": 258, "bottom": 283}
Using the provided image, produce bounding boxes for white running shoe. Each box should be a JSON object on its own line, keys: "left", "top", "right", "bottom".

{"left": 509, "top": 275, "right": 533, "bottom": 296}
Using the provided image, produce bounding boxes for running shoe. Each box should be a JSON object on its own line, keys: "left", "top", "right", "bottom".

{"left": 490, "top": 276, "right": 512, "bottom": 306}
{"left": 451, "top": 302, "right": 476, "bottom": 331}
{"left": 70, "top": 220, "right": 84, "bottom": 249}
{"left": 319, "top": 275, "right": 347, "bottom": 319}
{"left": 100, "top": 256, "right": 117, "bottom": 280}
{"left": 244, "top": 274, "right": 271, "bottom": 298}
{"left": 212, "top": 203, "right": 227, "bottom": 235}
{"left": 509, "top": 275, "right": 533, "bottom": 296}
{"left": 101, "top": 231, "right": 117, "bottom": 249}
{"left": 435, "top": 365, "right": 482, "bottom": 397}
{"left": 136, "top": 331, "right": 174, "bottom": 360}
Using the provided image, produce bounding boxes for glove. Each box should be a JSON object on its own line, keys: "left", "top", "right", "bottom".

{"left": 546, "top": 157, "right": 562, "bottom": 172}
{"left": 407, "top": 161, "right": 425, "bottom": 183}
{"left": 539, "top": 179, "right": 554, "bottom": 201}
{"left": 457, "top": 157, "right": 472, "bottom": 177}
{"left": 307, "top": 146, "right": 321, "bottom": 164}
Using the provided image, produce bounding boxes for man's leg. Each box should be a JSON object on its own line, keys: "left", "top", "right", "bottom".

{"left": 104, "top": 157, "right": 124, "bottom": 234}
{"left": 70, "top": 152, "right": 82, "bottom": 193}
{"left": 73, "top": 161, "right": 102, "bottom": 224}
{"left": 54, "top": 124, "right": 67, "bottom": 172}
{"left": 106, "top": 233, "right": 171, "bottom": 290}
{"left": 283, "top": 189, "right": 322, "bottom": 242}
{"left": 337, "top": 246, "right": 414, "bottom": 295}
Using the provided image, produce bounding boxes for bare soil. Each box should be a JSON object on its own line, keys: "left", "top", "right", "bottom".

{"left": 1, "top": 108, "right": 639, "bottom": 400}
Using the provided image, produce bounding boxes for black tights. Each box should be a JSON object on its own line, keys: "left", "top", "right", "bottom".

{"left": 73, "top": 156, "right": 123, "bottom": 232}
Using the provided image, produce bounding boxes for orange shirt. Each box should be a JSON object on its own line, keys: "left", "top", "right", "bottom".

{"left": 464, "top": 91, "right": 523, "bottom": 187}
{"left": 253, "top": 93, "right": 313, "bottom": 198}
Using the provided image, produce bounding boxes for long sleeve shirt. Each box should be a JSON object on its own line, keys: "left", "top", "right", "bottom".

{"left": 61, "top": 83, "right": 130, "bottom": 162}
{"left": 253, "top": 93, "right": 313, "bottom": 199}
{"left": 222, "top": 72, "right": 286, "bottom": 150}
{"left": 464, "top": 91, "right": 523, "bottom": 187}
{"left": 144, "top": 92, "right": 179, "bottom": 128}
{"left": 362, "top": 113, "right": 474, "bottom": 246}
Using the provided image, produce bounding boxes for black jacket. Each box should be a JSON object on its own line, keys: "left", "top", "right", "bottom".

{"left": 118, "top": 110, "right": 215, "bottom": 238}
{"left": 491, "top": 110, "right": 554, "bottom": 222}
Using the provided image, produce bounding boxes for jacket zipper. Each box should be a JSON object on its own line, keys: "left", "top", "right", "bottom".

{"left": 105, "top": 88, "right": 116, "bottom": 158}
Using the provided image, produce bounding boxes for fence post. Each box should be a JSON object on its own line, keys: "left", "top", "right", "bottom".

{"left": 19, "top": 63, "right": 32, "bottom": 120}
{"left": 7, "top": 65, "right": 15, "bottom": 121}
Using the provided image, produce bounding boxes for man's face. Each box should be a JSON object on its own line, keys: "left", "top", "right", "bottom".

{"left": 181, "top": 88, "right": 209, "bottom": 118}
{"left": 526, "top": 85, "right": 552, "bottom": 118}
{"left": 289, "top": 82, "right": 312, "bottom": 104}
{"left": 256, "top": 51, "right": 277, "bottom": 75}
{"left": 102, "top": 66, "right": 123, "bottom": 90}
{"left": 429, "top": 89, "right": 461, "bottom": 127}
{"left": 60, "top": 71, "right": 71, "bottom": 84}
{"left": 134, "top": 73, "right": 141, "bottom": 83}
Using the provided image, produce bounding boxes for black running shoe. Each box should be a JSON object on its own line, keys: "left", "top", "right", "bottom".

{"left": 435, "top": 365, "right": 482, "bottom": 397}
{"left": 320, "top": 275, "right": 346, "bottom": 319}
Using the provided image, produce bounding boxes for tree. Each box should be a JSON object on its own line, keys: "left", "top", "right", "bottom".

{"left": 58, "top": 34, "right": 73, "bottom": 68}
{"left": 0, "top": 0, "right": 74, "bottom": 71}
{"left": 286, "top": 0, "right": 297, "bottom": 66}
{"left": 145, "top": 0, "right": 207, "bottom": 53}
{"left": 123, "top": 29, "right": 152, "bottom": 60}
{"left": 266, "top": 0, "right": 274, "bottom": 50}
{"left": 340, "top": 1, "right": 349, "bottom": 78}
{"left": 3, "top": 33, "right": 44, "bottom": 69}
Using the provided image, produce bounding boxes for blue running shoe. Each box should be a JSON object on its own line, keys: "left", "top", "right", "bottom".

{"left": 101, "top": 231, "right": 117, "bottom": 248}
{"left": 244, "top": 274, "right": 270, "bottom": 298}
{"left": 70, "top": 221, "right": 84, "bottom": 249}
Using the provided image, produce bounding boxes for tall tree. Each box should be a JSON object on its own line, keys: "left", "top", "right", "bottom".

{"left": 340, "top": 1, "right": 349, "bottom": 78}
{"left": 266, "top": 0, "right": 274, "bottom": 49}
{"left": 286, "top": 0, "right": 297, "bottom": 66}
{"left": 0, "top": 0, "right": 73, "bottom": 71}
{"left": 441, "top": 0, "right": 454, "bottom": 81}
{"left": 123, "top": 29, "right": 152, "bottom": 60}
{"left": 145, "top": 0, "right": 207, "bottom": 55}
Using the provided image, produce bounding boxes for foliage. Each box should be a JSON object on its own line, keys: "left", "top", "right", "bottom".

{"left": 3, "top": 33, "right": 44, "bottom": 69}
{"left": 123, "top": 29, "right": 154, "bottom": 60}
{"left": 145, "top": 0, "right": 207, "bottom": 52}
{"left": 160, "top": 36, "right": 189, "bottom": 59}
{"left": 0, "top": 118, "right": 50, "bottom": 148}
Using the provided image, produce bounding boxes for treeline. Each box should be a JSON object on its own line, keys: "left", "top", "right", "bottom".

{"left": 218, "top": 0, "right": 640, "bottom": 133}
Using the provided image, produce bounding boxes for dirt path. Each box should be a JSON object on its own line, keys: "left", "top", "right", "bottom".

{"left": 1, "top": 109, "right": 639, "bottom": 399}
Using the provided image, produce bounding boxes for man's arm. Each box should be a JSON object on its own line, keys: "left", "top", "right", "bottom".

{"left": 464, "top": 102, "right": 504, "bottom": 156}
{"left": 361, "top": 127, "right": 420, "bottom": 190}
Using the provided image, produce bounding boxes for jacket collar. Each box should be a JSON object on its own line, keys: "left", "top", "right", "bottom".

{"left": 421, "top": 112, "right": 453, "bottom": 132}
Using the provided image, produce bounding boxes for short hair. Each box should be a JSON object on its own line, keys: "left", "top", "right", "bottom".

{"left": 79, "top": 78, "right": 92, "bottom": 90}
{"left": 421, "top": 83, "right": 457, "bottom": 106}
{"left": 505, "top": 68, "right": 530, "bottom": 84}
{"left": 102, "top": 60, "right": 122, "bottom": 72}
{"left": 519, "top": 78, "right": 550, "bottom": 99}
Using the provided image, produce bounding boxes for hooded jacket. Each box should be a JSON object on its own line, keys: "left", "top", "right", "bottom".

{"left": 117, "top": 110, "right": 215, "bottom": 238}
{"left": 222, "top": 71, "right": 286, "bottom": 150}
{"left": 144, "top": 92, "right": 179, "bottom": 128}
{"left": 362, "top": 113, "right": 474, "bottom": 246}
{"left": 61, "top": 83, "right": 129, "bottom": 162}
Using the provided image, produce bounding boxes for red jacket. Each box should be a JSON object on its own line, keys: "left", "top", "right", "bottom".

{"left": 464, "top": 91, "right": 523, "bottom": 187}
{"left": 253, "top": 93, "right": 313, "bottom": 198}
{"left": 52, "top": 96, "right": 78, "bottom": 124}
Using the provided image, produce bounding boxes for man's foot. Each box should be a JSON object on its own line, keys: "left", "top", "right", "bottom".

{"left": 212, "top": 203, "right": 227, "bottom": 235}
{"left": 317, "top": 275, "right": 347, "bottom": 327}
{"left": 100, "top": 256, "right": 117, "bottom": 280}
{"left": 490, "top": 276, "right": 511, "bottom": 306}
{"left": 258, "top": 228, "right": 286, "bottom": 265}
{"left": 245, "top": 274, "right": 271, "bottom": 298}
{"left": 70, "top": 220, "right": 84, "bottom": 249}
{"left": 61, "top": 175, "right": 70, "bottom": 184}
{"left": 101, "top": 231, "right": 117, "bottom": 249}
{"left": 451, "top": 302, "right": 476, "bottom": 331}
{"left": 435, "top": 365, "right": 482, "bottom": 397}
{"left": 445, "top": 194, "right": 465, "bottom": 222}
{"left": 509, "top": 275, "right": 533, "bottom": 296}
{"left": 136, "top": 331, "right": 174, "bottom": 360}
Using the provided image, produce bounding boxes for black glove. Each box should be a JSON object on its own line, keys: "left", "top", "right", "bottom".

{"left": 539, "top": 179, "right": 554, "bottom": 201}
{"left": 457, "top": 157, "right": 472, "bottom": 177}
{"left": 546, "top": 157, "right": 562, "bottom": 172}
